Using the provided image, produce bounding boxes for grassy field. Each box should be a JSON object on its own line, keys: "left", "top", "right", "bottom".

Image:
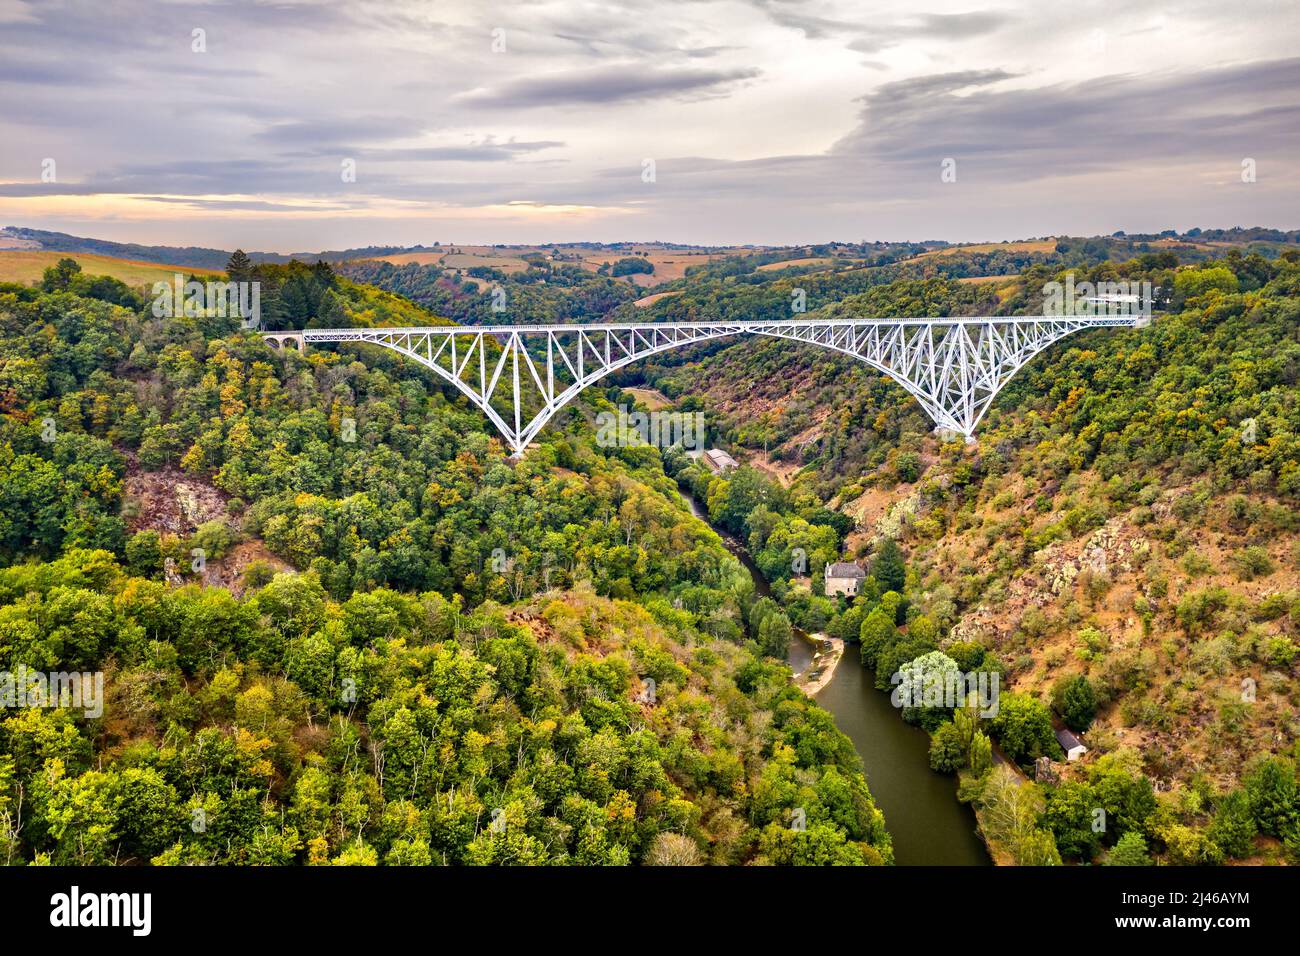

{"left": 580, "top": 248, "right": 733, "bottom": 284}
{"left": 368, "top": 251, "right": 534, "bottom": 273}
{"left": 914, "top": 239, "right": 1057, "bottom": 259}
{"left": 0, "top": 251, "right": 220, "bottom": 286}
{"left": 756, "top": 256, "right": 838, "bottom": 271}
{"left": 359, "top": 244, "right": 746, "bottom": 287}
{"left": 633, "top": 291, "right": 682, "bottom": 308}
{"left": 624, "top": 387, "right": 672, "bottom": 411}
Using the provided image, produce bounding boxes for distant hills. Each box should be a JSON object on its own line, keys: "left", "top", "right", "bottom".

{"left": 4, "top": 224, "right": 1296, "bottom": 278}
{"left": 0, "top": 226, "right": 767, "bottom": 273}
{"left": 0, "top": 226, "right": 421, "bottom": 271}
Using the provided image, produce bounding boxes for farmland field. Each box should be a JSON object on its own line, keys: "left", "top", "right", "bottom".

{"left": 633, "top": 291, "right": 682, "bottom": 307}
{"left": 0, "top": 250, "right": 220, "bottom": 286}
{"left": 756, "top": 256, "right": 838, "bottom": 271}
{"left": 913, "top": 239, "right": 1056, "bottom": 259}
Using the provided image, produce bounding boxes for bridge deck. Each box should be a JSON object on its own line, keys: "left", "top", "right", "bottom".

{"left": 290, "top": 315, "right": 1141, "bottom": 337}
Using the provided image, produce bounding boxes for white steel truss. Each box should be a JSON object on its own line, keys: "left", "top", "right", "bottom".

{"left": 262, "top": 316, "right": 1143, "bottom": 456}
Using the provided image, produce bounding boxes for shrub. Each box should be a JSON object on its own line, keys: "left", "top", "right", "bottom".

{"left": 1231, "top": 546, "right": 1275, "bottom": 581}
{"left": 124, "top": 530, "right": 163, "bottom": 576}
{"left": 894, "top": 452, "right": 923, "bottom": 484}
{"left": 191, "top": 520, "right": 237, "bottom": 562}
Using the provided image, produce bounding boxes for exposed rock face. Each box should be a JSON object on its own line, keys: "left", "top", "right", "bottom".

{"left": 874, "top": 501, "right": 907, "bottom": 541}
{"left": 948, "top": 516, "right": 1152, "bottom": 646}
{"left": 1079, "top": 519, "right": 1152, "bottom": 577}
{"left": 123, "top": 466, "right": 230, "bottom": 535}
{"left": 875, "top": 491, "right": 921, "bottom": 541}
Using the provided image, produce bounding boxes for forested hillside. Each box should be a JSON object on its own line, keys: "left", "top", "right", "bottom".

{"left": 4, "top": 238, "right": 1299, "bottom": 868}
{"left": 0, "top": 258, "right": 891, "bottom": 866}
{"left": 628, "top": 248, "right": 1300, "bottom": 865}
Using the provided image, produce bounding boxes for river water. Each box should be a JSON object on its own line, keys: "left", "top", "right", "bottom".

{"left": 678, "top": 487, "right": 989, "bottom": 865}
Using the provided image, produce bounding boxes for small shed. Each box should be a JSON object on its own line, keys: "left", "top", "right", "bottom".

{"left": 824, "top": 561, "right": 866, "bottom": 597}
{"left": 1055, "top": 727, "right": 1088, "bottom": 762}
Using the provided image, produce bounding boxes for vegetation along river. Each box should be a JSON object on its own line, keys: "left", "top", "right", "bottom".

{"left": 678, "top": 486, "right": 990, "bottom": 865}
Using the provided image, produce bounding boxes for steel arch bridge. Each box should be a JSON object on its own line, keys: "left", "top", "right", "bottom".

{"left": 261, "top": 315, "right": 1144, "bottom": 456}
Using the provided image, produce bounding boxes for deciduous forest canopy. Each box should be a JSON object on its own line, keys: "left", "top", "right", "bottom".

{"left": 1, "top": 232, "right": 1299, "bottom": 867}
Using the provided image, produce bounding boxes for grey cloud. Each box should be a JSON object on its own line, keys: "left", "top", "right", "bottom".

{"left": 553, "top": 32, "right": 732, "bottom": 59}
{"left": 831, "top": 58, "right": 1300, "bottom": 178}
{"left": 254, "top": 118, "right": 433, "bottom": 146}
{"left": 913, "top": 12, "right": 1013, "bottom": 39}
{"left": 456, "top": 64, "right": 760, "bottom": 107}
{"left": 749, "top": 0, "right": 857, "bottom": 39}
{"left": 547, "top": 56, "right": 1300, "bottom": 213}
{"left": 5, "top": 0, "right": 1298, "bottom": 248}
{"left": 135, "top": 196, "right": 348, "bottom": 212}
{"left": 0, "top": 56, "right": 110, "bottom": 85}
{"left": 287, "top": 142, "right": 567, "bottom": 162}
{"left": 19, "top": 158, "right": 357, "bottom": 198}
{"left": 0, "top": 183, "right": 113, "bottom": 197}
{"left": 849, "top": 11, "right": 1013, "bottom": 54}
{"left": 355, "top": 142, "right": 566, "bottom": 161}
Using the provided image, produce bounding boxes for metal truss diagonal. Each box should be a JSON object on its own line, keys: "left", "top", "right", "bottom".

{"left": 261, "top": 316, "right": 1141, "bottom": 456}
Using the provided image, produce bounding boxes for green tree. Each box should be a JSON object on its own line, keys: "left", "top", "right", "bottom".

{"left": 1052, "top": 674, "right": 1098, "bottom": 732}
{"left": 757, "top": 610, "right": 793, "bottom": 659}
{"left": 41, "top": 257, "right": 82, "bottom": 292}
{"left": 1042, "top": 780, "right": 1103, "bottom": 860}
{"left": 992, "top": 693, "right": 1059, "bottom": 765}
{"left": 858, "top": 606, "right": 897, "bottom": 669}
{"left": 896, "top": 650, "right": 960, "bottom": 730}
{"left": 929, "top": 722, "right": 965, "bottom": 773}
{"left": 1207, "top": 790, "right": 1257, "bottom": 859}
{"left": 1103, "top": 831, "right": 1151, "bottom": 866}
{"left": 226, "top": 249, "right": 254, "bottom": 283}
{"left": 1088, "top": 754, "right": 1158, "bottom": 838}
{"left": 871, "top": 539, "right": 906, "bottom": 594}
{"left": 969, "top": 731, "right": 993, "bottom": 775}
{"left": 1243, "top": 756, "right": 1299, "bottom": 837}
{"left": 125, "top": 530, "right": 164, "bottom": 576}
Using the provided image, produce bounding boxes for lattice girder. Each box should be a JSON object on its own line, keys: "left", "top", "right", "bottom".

{"left": 265, "top": 316, "right": 1141, "bottom": 455}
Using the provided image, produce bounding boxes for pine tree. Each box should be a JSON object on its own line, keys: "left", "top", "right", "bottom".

{"left": 315, "top": 289, "right": 348, "bottom": 328}
{"left": 872, "top": 539, "right": 906, "bottom": 594}
{"left": 226, "top": 249, "right": 254, "bottom": 283}
{"left": 1103, "top": 831, "right": 1152, "bottom": 866}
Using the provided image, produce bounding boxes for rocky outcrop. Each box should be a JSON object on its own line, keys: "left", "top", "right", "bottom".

{"left": 949, "top": 516, "right": 1152, "bottom": 645}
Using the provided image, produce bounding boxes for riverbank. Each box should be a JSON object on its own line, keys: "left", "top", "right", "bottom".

{"left": 793, "top": 633, "right": 844, "bottom": 696}
{"left": 673, "top": 479, "right": 990, "bottom": 864}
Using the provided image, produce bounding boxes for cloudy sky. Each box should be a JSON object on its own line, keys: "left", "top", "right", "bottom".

{"left": 2, "top": 0, "right": 1298, "bottom": 250}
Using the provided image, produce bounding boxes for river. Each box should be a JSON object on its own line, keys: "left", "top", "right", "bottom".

{"left": 678, "top": 487, "right": 990, "bottom": 866}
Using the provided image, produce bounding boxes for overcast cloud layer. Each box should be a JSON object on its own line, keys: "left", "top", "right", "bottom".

{"left": 1, "top": 0, "right": 1297, "bottom": 249}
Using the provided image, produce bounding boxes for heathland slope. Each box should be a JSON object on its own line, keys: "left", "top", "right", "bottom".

{"left": 630, "top": 249, "right": 1300, "bottom": 864}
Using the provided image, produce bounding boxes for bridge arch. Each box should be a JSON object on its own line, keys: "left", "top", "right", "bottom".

{"left": 271, "top": 316, "right": 1141, "bottom": 456}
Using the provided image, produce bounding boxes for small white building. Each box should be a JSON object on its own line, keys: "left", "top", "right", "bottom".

{"left": 702, "top": 448, "right": 739, "bottom": 475}
{"left": 1055, "top": 727, "right": 1088, "bottom": 762}
{"left": 824, "top": 561, "right": 866, "bottom": 598}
